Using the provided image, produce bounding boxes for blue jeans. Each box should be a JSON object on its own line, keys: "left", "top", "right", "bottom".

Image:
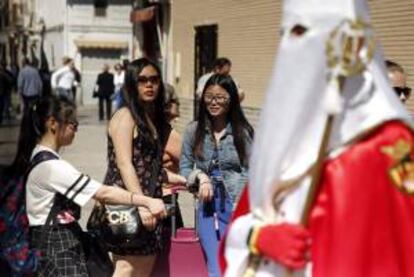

{"left": 113, "top": 88, "right": 124, "bottom": 109}
{"left": 198, "top": 184, "right": 233, "bottom": 277}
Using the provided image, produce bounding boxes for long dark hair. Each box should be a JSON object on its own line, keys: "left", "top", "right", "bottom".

{"left": 5, "top": 95, "right": 76, "bottom": 177}
{"left": 122, "top": 58, "right": 168, "bottom": 144}
{"left": 193, "top": 74, "right": 254, "bottom": 166}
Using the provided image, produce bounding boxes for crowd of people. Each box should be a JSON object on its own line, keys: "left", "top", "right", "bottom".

{"left": 0, "top": 53, "right": 254, "bottom": 277}
{"left": 0, "top": 48, "right": 412, "bottom": 276}
{"left": 0, "top": 56, "right": 80, "bottom": 125}
{"left": 0, "top": 50, "right": 412, "bottom": 276}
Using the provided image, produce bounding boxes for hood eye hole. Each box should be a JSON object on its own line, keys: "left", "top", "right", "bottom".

{"left": 290, "top": 24, "right": 308, "bottom": 37}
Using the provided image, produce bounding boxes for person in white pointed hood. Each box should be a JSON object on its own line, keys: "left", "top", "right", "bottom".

{"left": 221, "top": 0, "right": 414, "bottom": 276}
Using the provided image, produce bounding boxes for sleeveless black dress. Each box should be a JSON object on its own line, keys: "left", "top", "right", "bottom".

{"left": 103, "top": 121, "right": 166, "bottom": 256}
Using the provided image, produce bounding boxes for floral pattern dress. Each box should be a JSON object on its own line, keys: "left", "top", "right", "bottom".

{"left": 103, "top": 121, "right": 165, "bottom": 256}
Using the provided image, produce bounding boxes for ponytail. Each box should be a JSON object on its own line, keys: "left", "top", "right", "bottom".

{"left": 6, "top": 96, "right": 75, "bottom": 177}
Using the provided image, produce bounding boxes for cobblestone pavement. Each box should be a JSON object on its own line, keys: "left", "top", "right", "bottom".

{"left": 0, "top": 105, "right": 195, "bottom": 228}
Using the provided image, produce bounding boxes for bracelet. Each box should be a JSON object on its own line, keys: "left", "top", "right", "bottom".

{"left": 247, "top": 226, "right": 261, "bottom": 256}
{"left": 130, "top": 192, "right": 137, "bottom": 205}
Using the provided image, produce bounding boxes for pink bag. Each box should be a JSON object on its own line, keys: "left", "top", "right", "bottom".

{"left": 152, "top": 190, "right": 208, "bottom": 277}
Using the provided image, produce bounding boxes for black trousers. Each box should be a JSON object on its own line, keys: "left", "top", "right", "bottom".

{"left": 98, "top": 96, "right": 111, "bottom": 120}
{"left": 22, "top": 95, "right": 40, "bottom": 116}
{"left": 0, "top": 94, "right": 5, "bottom": 124}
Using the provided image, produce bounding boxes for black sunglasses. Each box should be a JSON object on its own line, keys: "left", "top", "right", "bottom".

{"left": 137, "top": 75, "right": 160, "bottom": 85}
{"left": 394, "top": 87, "right": 412, "bottom": 98}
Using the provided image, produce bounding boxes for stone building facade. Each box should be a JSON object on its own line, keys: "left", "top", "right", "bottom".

{"left": 36, "top": 0, "right": 133, "bottom": 104}
{"left": 170, "top": 0, "right": 414, "bottom": 132}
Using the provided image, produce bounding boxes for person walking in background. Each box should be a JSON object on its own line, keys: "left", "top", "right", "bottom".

{"left": 113, "top": 63, "right": 125, "bottom": 109}
{"left": 3, "top": 94, "right": 166, "bottom": 276}
{"left": 180, "top": 74, "right": 253, "bottom": 277}
{"left": 1, "top": 61, "right": 15, "bottom": 121}
{"left": 0, "top": 62, "right": 13, "bottom": 124}
{"left": 164, "top": 82, "right": 180, "bottom": 123}
{"left": 196, "top": 58, "right": 245, "bottom": 102}
{"left": 51, "top": 57, "right": 76, "bottom": 102}
{"left": 95, "top": 64, "right": 115, "bottom": 121}
{"left": 386, "top": 60, "right": 411, "bottom": 104}
{"left": 162, "top": 83, "right": 182, "bottom": 224}
{"left": 151, "top": 82, "right": 185, "bottom": 276}
{"left": 72, "top": 66, "right": 81, "bottom": 104}
{"left": 162, "top": 82, "right": 182, "bottom": 179}
{"left": 102, "top": 58, "right": 186, "bottom": 277}
{"left": 17, "top": 58, "right": 43, "bottom": 115}
{"left": 8, "top": 62, "right": 19, "bottom": 115}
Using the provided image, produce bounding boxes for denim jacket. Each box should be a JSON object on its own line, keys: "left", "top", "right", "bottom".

{"left": 179, "top": 121, "right": 252, "bottom": 204}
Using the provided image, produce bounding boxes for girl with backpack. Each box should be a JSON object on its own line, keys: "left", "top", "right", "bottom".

{"left": 8, "top": 95, "right": 167, "bottom": 276}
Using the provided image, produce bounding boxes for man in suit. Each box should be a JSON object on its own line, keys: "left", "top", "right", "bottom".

{"left": 95, "top": 64, "right": 114, "bottom": 120}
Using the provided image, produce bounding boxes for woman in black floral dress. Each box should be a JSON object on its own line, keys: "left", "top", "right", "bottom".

{"left": 103, "top": 58, "right": 186, "bottom": 277}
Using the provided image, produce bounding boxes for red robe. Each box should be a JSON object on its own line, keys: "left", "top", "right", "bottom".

{"left": 222, "top": 121, "right": 414, "bottom": 277}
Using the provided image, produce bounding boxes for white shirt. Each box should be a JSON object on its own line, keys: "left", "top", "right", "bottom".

{"left": 26, "top": 145, "right": 102, "bottom": 226}
{"left": 51, "top": 66, "right": 75, "bottom": 90}
{"left": 114, "top": 71, "right": 125, "bottom": 91}
{"left": 196, "top": 72, "right": 214, "bottom": 99}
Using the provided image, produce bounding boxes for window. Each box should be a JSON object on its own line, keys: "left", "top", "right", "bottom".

{"left": 94, "top": 0, "right": 108, "bottom": 17}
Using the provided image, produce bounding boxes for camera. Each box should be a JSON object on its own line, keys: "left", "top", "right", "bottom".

{"left": 187, "top": 169, "right": 202, "bottom": 194}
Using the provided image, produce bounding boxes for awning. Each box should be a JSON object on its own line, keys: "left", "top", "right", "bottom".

{"left": 74, "top": 39, "right": 128, "bottom": 49}
{"left": 130, "top": 6, "right": 156, "bottom": 23}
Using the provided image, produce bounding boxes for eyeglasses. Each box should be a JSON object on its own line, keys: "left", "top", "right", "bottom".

{"left": 204, "top": 95, "right": 230, "bottom": 104}
{"left": 137, "top": 75, "right": 160, "bottom": 85}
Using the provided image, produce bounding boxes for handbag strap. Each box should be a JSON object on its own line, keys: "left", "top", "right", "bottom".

{"left": 43, "top": 196, "right": 61, "bottom": 227}
{"left": 24, "top": 151, "right": 60, "bottom": 245}
{"left": 25, "top": 151, "right": 60, "bottom": 223}
{"left": 25, "top": 151, "right": 84, "bottom": 227}
{"left": 44, "top": 174, "right": 86, "bottom": 227}
{"left": 40, "top": 174, "right": 85, "bottom": 244}
{"left": 24, "top": 151, "right": 59, "bottom": 185}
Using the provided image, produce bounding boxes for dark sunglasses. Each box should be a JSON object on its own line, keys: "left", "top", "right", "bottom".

{"left": 394, "top": 87, "right": 412, "bottom": 98}
{"left": 137, "top": 75, "right": 160, "bottom": 85}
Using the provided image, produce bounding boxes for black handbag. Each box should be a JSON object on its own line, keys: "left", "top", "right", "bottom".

{"left": 81, "top": 232, "right": 114, "bottom": 277}
{"left": 47, "top": 200, "right": 113, "bottom": 277}
{"left": 87, "top": 132, "right": 164, "bottom": 251}
{"left": 87, "top": 202, "right": 150, "bottom": 251}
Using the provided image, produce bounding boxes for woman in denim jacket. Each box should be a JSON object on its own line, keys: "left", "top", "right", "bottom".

{"left": 180, "top": 74, "right": 254, "bottom": 277}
